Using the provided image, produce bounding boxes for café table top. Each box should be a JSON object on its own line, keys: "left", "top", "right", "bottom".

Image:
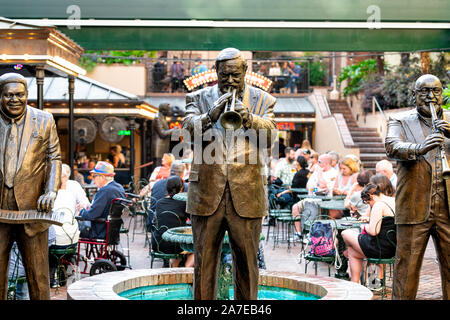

{"left": 173, "top": 192, "right": 187, "bottom": 201}
{"left": 162, "top": 226, "right": 265, "bottom": 245}
{"left": 305, "top": 217, "right": 364, "bottom": 231}
{"left": 289, "top": 188, "right": 308, "bottom": 194}
{"left": 297, "top": 194, "right": 346, "bottom": 201}
{"left": 319, "top": 200, "right": 347, "bottom": 211}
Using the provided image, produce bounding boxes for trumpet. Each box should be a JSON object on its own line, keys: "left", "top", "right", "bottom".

{"left": 219, "top": 88, "right": 243, "bottom": 130}
{"left": 429, "top": 102, "right": 450, "bottom": 179}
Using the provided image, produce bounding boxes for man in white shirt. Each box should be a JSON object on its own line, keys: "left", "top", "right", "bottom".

{"left": 306, "top": 153, "right": 338, "bottom": 193}
{"left": 375, "top": 159, "right": 398, "bottom": 189}
{"left": 273, "top": 147, "right": 297, "bottom": 185}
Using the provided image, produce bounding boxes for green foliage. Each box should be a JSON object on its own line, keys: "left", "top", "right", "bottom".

{"left": 309, "top": 61, "right": 327, "bottom": 86}
{"left": 360, "top": 53, "right": 450, "bottom": 111}
{"left": 79, "top": 50, "right": 156, "bottom": 72}
{"left": 443, "top": 84, "right": 450, "bottom": 110}
{"left": 337, "top": 59, "right": 377, "bottom": 97}
{"left": 380, "top": 56, "right": 422, "bottom": 108}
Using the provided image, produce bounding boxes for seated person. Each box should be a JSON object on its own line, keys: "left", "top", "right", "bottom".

{"left": 344, "top": 170, "right": 373, "bottom": 218}
{"left": 306, "top": 153, "right": 338, "bottom": 195}
{"left": 78, "top": 161, "right": 125, "bottom": 239}
{"left": 49, "top": 164, "right": 90, "bottom": 287}
{"left": 268, "top": 177, "right": 294, "bottom": 209}
{"left": 151, "top": 176, "right": 194, "bottom": 267}
{"left": 140, "top": 160, "right": 188, "bottom": 232}
{"left": 148, "top": 153, "right": 175, "bottom": 189}
{"left": 291, "top": 155, "right": 311, "bottom": 188}
{"left": 341, "top": 183, "right": 396, "bottom": 284}
{"left": 275, "top": 156, "right": 310, "bottom": 204}
{"left": 333, "top": 155, "right": 359, "bottom": 196}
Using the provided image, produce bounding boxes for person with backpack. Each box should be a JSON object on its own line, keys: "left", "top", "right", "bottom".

{"left": 341, "top": 183, "right": 396, "bottom": 284}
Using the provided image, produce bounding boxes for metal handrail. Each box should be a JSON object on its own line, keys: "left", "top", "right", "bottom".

{"left": 372, "top": 96, "right": 387, "bottom": 122}
{"left": 323, "top": 95, "right": 332, "bottom": 117}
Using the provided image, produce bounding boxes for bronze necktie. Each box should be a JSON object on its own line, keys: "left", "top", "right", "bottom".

{"left": 4, "top": 120, "right": 18, "bottom": 188}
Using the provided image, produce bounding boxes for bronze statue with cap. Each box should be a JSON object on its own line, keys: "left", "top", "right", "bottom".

{"left": 182, "top": 48, "right": 277, "bottom": 300}
{"left": 0, "top": 72, "right": 62, "bottom": 300}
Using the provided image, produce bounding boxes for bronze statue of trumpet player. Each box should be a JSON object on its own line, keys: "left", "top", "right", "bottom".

{"left": 386, "top": 74, "right": 450, "bottom": 300}
{"left": 182, "top": 48, "right": 276, "bottom": 300}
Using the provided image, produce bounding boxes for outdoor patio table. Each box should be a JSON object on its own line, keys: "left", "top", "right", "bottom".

{"left": 289, "top": 188, "right": 308, "bottom": 194}
{"left": 319, "top": 200, "right": 346, "bottom": 211}
{"left": 172, "top": 192, "right": 187, "bottom": 202}
{"left": 297, "top": 194, "right": 346, "bottom": 201}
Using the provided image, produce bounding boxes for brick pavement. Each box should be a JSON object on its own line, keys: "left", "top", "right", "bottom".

{"left": 50, "top": 215, "right": 444, "bottom": 300}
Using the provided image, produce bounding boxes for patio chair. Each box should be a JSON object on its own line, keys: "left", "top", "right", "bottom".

{"left": 149, "top": 210, "right": 185, "bottom": 268}
{"left": 303, "top": 215, "right": 338, "bottom": 277}
{"left": 362, "top": 217, "right": 396, "bottom": 299}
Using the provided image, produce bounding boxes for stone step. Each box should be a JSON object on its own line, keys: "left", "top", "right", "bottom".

{"left": 359, "top": 147, "right": 386, "bottom": 153}
{"left": 362, "top": 160, "right": 397, "bottom": 169}
{"left": 350, "top": 131, "right": 380, "bottom": 137}
{"left": 360, "top": 154, "right": 388, "bottom": 161}
{"left": 350, "top": 127, "right": 378, "bottom": 132}
{"left": 356, "top": 142, "right": 385, "bottom": 148}
{"left": 330, "top": 107, "right": 352, "bottom": 112}
{"left": 352, "top": 136, "right": 384, "bottom": 143}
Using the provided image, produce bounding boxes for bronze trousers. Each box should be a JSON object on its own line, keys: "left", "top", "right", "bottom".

{"left": 191, "top": 183, "right": 262, "bottom": 300}
{"left": 0, "top": 186, "right": 50, "bottom": 300}
{"left": 392, "top": 195, "right": 450, "bottom": 300}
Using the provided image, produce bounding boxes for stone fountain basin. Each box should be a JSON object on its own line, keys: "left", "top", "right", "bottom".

{"left": 67, "top": 268, "right": 373, "bottom": 300}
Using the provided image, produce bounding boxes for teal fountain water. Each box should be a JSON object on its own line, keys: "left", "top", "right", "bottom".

{"left": 68, "top": 226, "right": 373, "bottom": 300}
{"left": 119, "top": 283, "right": 321, "bottom": 300}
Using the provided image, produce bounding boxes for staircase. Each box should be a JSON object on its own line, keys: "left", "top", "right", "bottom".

{"left": 327, "top": 100, "right": 387, "bottom": 172}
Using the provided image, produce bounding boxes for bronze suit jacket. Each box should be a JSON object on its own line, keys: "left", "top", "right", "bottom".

{"left": 182, "top": 84, "right": 276, "bottom": 218}
{"left": 0, "top": 105, "right": 61, "bottom": 235}
{"left": 385, "top": 108, "right": 450, "bottom": 225}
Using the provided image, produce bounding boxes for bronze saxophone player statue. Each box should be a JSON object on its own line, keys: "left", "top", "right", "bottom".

{"left": 386, "top": 74, "right": 450, "bottom": 300}
{"left": 0, "top": 73, "right": 62, "bottom": 300}
{"left": 182, "top": 48, "right": 276, "bottom": 300}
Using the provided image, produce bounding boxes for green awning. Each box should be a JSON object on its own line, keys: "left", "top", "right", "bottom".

{"left": 2, "top": 0, "right": 449, "bottom": 22}
{"left": 3, "top": 0, "right": 449, "bottom": 51}
{"left": 59, "top": 27, "right": 449, "bottom": 51}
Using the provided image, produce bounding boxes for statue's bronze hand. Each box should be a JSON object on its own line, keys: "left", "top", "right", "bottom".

{"left": 37, "top": 191, "right": 57, "bottom": 212}
{"left": 210, "top": 92, "right": 233, "bottom": 122}
{"left": 234, "top": 100, "right": 250, "bottom": 124}
{"left": 417, "top": 133, "right": 444, "bottom": 156}
{"left": 434, "top": 119, "right": 450, "bottom": 138}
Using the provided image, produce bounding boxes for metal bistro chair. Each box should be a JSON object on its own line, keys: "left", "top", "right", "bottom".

{"left": 266, "top": 197, "right": 292, "bottom": 249}
{"left": 48, "top": 207, "right": 80, "bottom": 290}
{"left": 275, "top": 211, "right": 301, "bottom": 252}
{"left": 303, "top": 214, "right": 338, "bottom": 277}
{"left": 150, "top": 210, "right": 185, "bottom": 268}
{"left": 125, "top": 193, "right": 150, "bottom": 247}
{"left": 362, "top": 217, "right": 397, "bottom": 299}
{"left": 7, "top": 244, "right": 27, "bottom": 300}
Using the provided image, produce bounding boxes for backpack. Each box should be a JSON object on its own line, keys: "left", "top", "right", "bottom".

{"left": 309, "top": 221, "right": 336, "bottom": 257}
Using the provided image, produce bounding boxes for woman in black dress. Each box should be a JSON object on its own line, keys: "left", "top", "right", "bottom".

{"left": 152, "top": 176, "right": 194, "bottom": 267}
{"left": 341, "top": 183, "right": 396, "bottom": 283}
